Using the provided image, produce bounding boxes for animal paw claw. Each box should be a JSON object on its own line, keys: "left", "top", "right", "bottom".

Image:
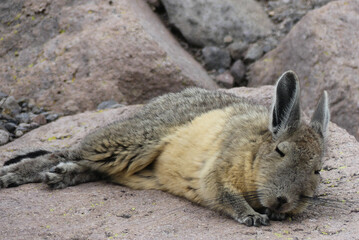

{"left": 237, "top": 213, "right": 270, "bottom": 227}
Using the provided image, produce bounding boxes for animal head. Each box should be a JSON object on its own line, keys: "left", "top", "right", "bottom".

{"left": 256, "top": 70, "right": 330, "bottom": 215}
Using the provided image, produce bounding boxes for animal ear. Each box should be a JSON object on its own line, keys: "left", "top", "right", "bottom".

{"left": 310, "top": 91, "right": 330, "bottom": 138}
{"left": 269, "top": 71, "right": 301, "bottom": 138}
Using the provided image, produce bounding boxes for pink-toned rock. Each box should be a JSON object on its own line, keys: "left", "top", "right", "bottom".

{"left": 0, "top": 0, "right": 217, "bottom": 114}
{"left": 1, "top": 87, "right": 358, "bottom": 239}
{"left": 215, "top": 72, "right": 234, "bottom": 88}
{"left": 248, "top": 0, "right": 359, "bottom": 140}
{"left": 32, "top": 114, "right": 47, "bottom": 125}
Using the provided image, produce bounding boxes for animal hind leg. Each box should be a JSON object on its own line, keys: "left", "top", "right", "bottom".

{"left": 0, "top": 150, "right": 62, "bottom": 188}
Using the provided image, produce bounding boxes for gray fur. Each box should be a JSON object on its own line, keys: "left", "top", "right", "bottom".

{"left": 0, "top": 71, "right": 330, "bottom": 227}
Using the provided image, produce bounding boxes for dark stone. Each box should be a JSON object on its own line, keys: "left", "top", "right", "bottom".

{"left": 4, "top": 122, "right": 17, "bottom": 133}
{"left": 15, "top": 113, "right": 31, "bottom": 123}
{"left": 17, "top": 98, "right": 29, "bottom": 108}
{"left": 15, "top": 113, "right": 31, "bottom": 124}
{"left": 32, "top": 106, "right": 45, "bottom": 114}
{"left": 227, "top": 41, "right": 248, "bottom": 60}
{"left": 202, "top": 46, "right": 231, "bottom": 70}
{"left": 45, "top": 113, "right": 60, "bottom": 122}
{"left": 230, "top": 60, "right": 247, "bottom": 86}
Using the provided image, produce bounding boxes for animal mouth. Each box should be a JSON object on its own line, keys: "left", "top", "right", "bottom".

{"left": 266, "top": 196, "right": 291, "bottom": 213}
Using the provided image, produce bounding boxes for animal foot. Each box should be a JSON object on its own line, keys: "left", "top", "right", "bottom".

{"left": 236, "top": 212, "right": 270, "bottom": 227}
{"left": 0, "top": 172, "right": 21, "bottom": 188}
{"left": 43, "top": 162, "right": 80, "bottom": 189}
{"left": 265, "top": 209, "right": 287, "bottom": 221}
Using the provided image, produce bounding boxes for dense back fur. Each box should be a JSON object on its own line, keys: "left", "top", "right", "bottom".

{"left": 0, "top": 71, "right": 330, "bottom": 227}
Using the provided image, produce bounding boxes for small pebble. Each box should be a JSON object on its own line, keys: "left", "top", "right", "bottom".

{"left": 0, "top": 91, "right": 8, "bottom": 99}
{"left": 45, "top": 113, "right": 60, "bottom": 122}
{"left": 223, "top": 35, "right": 233, "bottom": 44}
{"left": 32, "top": 106, "right": 44, "bottom": 114}
{"left": 215, "top": 72, "right": 234, "bottom": 88}
{"left": 263, "top": 37, "right": 279, "bottom": 53}
{"left": 244, "top": 43, "right": 264, "bottom": 63}
{"left": 32, "top": 114, "right": 47, "bottom": 125}
{"left": 97, "top": 100, "right": 120, "bottom": 110}
{"left": 15, "top": 113, "right": 31, "bottom": 124}
{"left": 4, "top": 122, "right": 17, "bottom": 133}
{"left": 227, "top": 41, "right": 248, "bottom": 60}
{"left": 0, "top": 129, "right": 10, "bottom": 145}
{"left": 202, "top": 46, "right": 231, "bottom": 70}
{"left": 2, "top": 96, "right": 21, "bottom": 116}
{"left": 18, "top": 123, "right": 31, "bottom": 129}
{"left": 15, "top": 130, "right": 24, "bottom": 137}
{"left": 30, "top": 122, "right": 40, "bottom": 129}
{"left": 230, "top": 59, "right": 246, "bottom": 86}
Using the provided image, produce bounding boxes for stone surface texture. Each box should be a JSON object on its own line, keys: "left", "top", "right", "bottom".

{"left": 248, "top": 0, "right": 359, "bottom": 140}
{"left": 161, "top": 0, "right": 274, "bottom": 47}
{"left": 0, "top": 87, "right": 358, "bottom": 239}
{"left": 0, "top": 0, "right": 217, "bottom": 114}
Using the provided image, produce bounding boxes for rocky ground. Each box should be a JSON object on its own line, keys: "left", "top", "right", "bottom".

{"left": 1, "top": 0, "right": 359, "bottom": 239}
{"left": 1, "top": 87, "right": 358, "bottom": 239}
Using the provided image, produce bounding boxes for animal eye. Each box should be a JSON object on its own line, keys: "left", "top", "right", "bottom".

{"left": 275, "top": 146, "right": 285, "bottom": 157}
{"left": 314, "top": 170, "right": 321, "bottom": 175}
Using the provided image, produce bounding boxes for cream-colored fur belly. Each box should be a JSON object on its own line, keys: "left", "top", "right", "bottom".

{"left": 154, "top": 107, "right": 233, "bottom": 204}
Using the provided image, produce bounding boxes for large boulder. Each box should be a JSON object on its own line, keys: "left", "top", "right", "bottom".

{"left": 1, "top": 87, "right": 358, "bottom": 239}
{"left": 248, "top": 0, "right": 359, "bottom": 140}
{"left": 161, "top": 0, "right": 274, "bottom": 47}
{"left": 0, "top": 0, "right": 217, "bottom": 114}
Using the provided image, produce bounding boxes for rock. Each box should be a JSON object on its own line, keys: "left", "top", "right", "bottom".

{"left": 15, "top": 113, "right": 31, "bottom": 124}
{"left": 244, "top": 43, "right": 264, "bottom": 63}
{"left": 0, "top": 91, "right": 8, "bottom": 99}
{"left": 62, "top": 100, "right": 80, "bottom": 115}
{"left": 227, "top": 41, "right": 248, "bottom": 60}
{"left": 262, "top": 37, "right": 278, "bottom": 53}
{"left": 249, "top": 0, "right": 359, "bottom": 140}
{"left": 27, "top": 98, "right": 36, "bottom": 109}
{"left": 145, "top": 0, "right": 161, "bottom": 8}
{"left": 1, "top": 87, "right": 359, "bottom": 239}
{"left": 29, "top": 122, "right": 40, "bottom": 129}
{"left": 4, "top": 122, "right": 17, "bottom": 133}
{"left": 223, "top": 35, "right": 233, "bottom": 44}
{"left": 15, "top": 130, "right": 24, "bottom": 137}
{"left": 44, "top": 113, "right": 60, "bottom": 122}
{"left": 97, "top": 100, "right": 122, "bottom": 110}
{"left": 0, "top": 96, "right": 21, "bottom": 116}
{"left": 161, "top": 0, "right": 274, "bottom": 47}
{"left": 215, "top": 72, "right": 234, "bottom": 88}
{"left": 32, "top": 114, "right": 47, "bottom": 125}
{"left": 0, "top": 0, "right": 217, "bottom": 114}
{"left": 263, "top": 0, "right": 337, "bottom": 39}
{"left": 230, "top": 60, "right": 246, "bottom": 86}
{"left": 16, "top": 97, "right": 29, "bottom": 108}
{"left": 31, "top": 106, "right": 44, "bottom": 114}
{"left": 202, "top": 46, "right": 231, "bottom": 70}
{"left": 0, "top": 129, "right": 10, "bottom": 145}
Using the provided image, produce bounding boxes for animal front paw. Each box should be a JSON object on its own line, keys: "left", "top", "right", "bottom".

{"left": 0, "top": 172, "right": 22, "bottom": 188}
{"left": 42, "top": 162, "right": 79, "bottom": 189}
{"left": 265, "top": 208, "right": 287, "bottom": 221}
{"left": 236, "top": 212, "right": 270, "bottom": 227}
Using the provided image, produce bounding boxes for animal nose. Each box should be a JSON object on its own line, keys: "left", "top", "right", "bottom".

{"left": 276, "top": 196, "right": 288, "bottom": 209}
